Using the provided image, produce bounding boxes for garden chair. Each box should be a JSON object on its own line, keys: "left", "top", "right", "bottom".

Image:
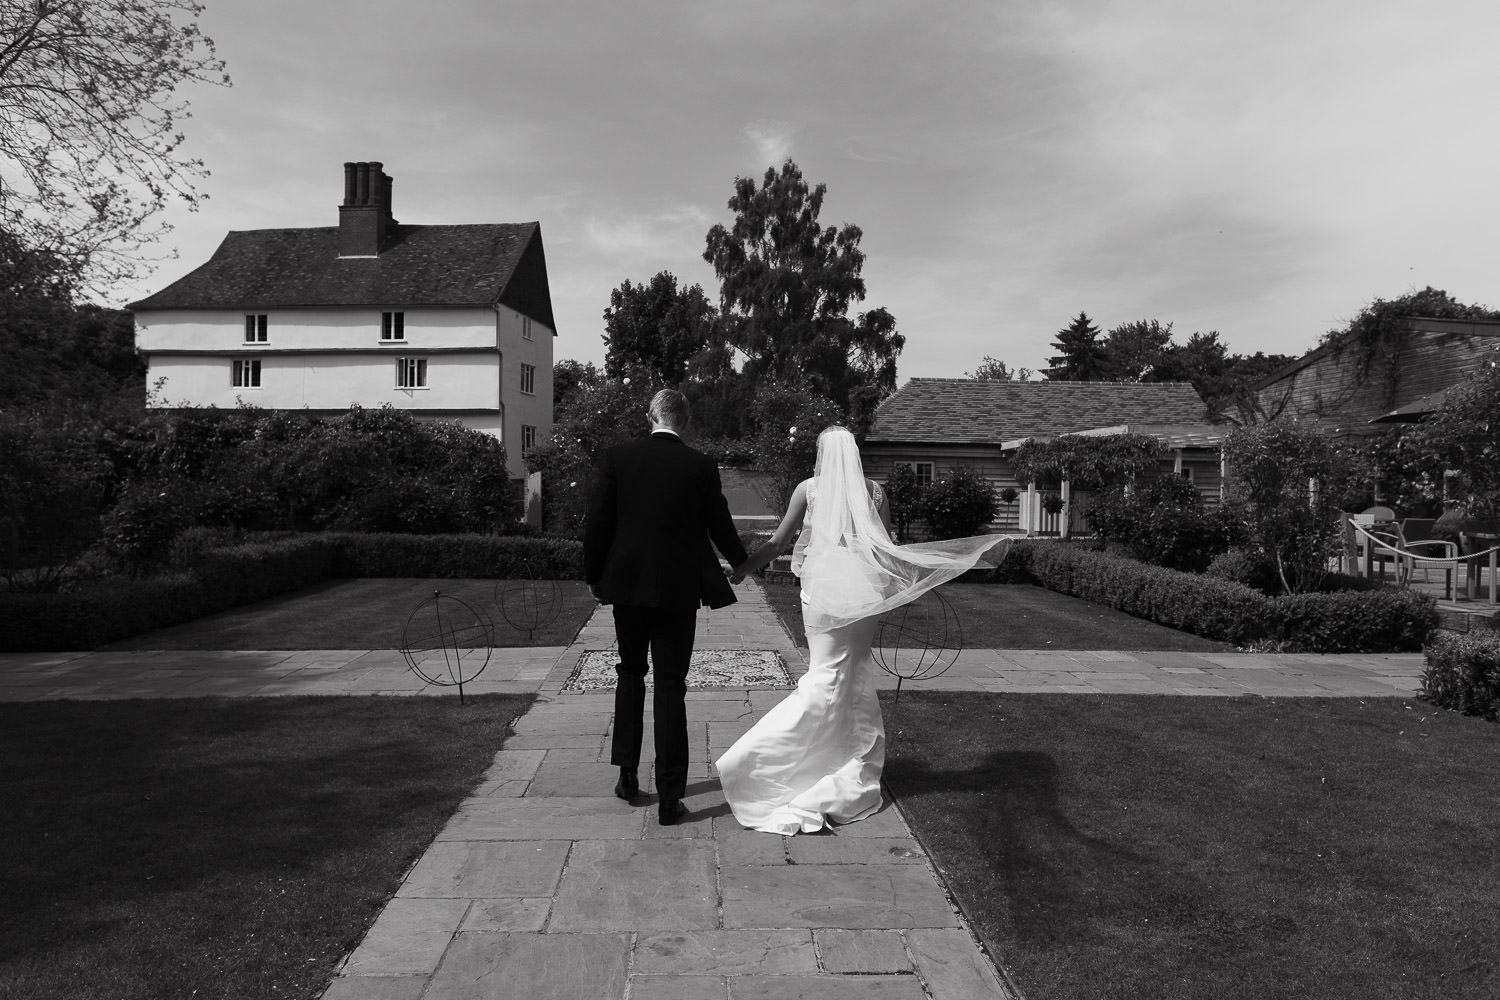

{"left": 1347, "top": 512, "right": 1402, "bottom": 581}
{"left": 1394, "top": 517, "right": 1458, "bottom": 598}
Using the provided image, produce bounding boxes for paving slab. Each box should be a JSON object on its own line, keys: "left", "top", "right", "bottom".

{"left": 907, "top": 928, "right": 1022, "bottom": 1000}
{"left": 629, "top": 974, "right": 728, "bottom": 1000}
{"left": 785, "top": 836, "right": 926, "bottom": 866}
{"left": 633, "top": 930, "right": 818, "bottom": 975}
{"left": 437, "top": 797, "right": 644, "bottom": 841}
{"left": 423, "top": 932, "right": 629, "bottom": 1000}
{"left": 720, "top": 864, "right": 961, "bottom": 929}
{"left": 728, "top": 973, "right": 927, "bottom": 999}
{"left": 814, "top": 928, "right": 912, "bottom": 973}
{"left": 338, "top": 897, "right": 470, "bottom": 975}
{"left": 457, "top": 897, "right": 551, "bottom": 932}
{"left": 396, "top": 840, "right": 570, "bottom": 898}
{"left": 550, "top": 839, "right": 718, "bottom": 931}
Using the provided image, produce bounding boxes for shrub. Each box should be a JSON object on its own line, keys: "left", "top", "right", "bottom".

{"left": 0, "top": 532, "right": 583, "bottom": 652}
{"left": 1015, "top": 540, "right": 1435, "bottom": 652}
{"left": 1025, "top": 542, "right": 1269, "bottom": 646}
{"left": 884, "top": 463, "right": 925, "bottom": 542}
{"left": 1421, "top": 629, "right": 1500, "bottom": 720}
{"left": 0, "top": 408, "right": 113, "bottom": 592}
{"left": 1267, "top": 589, "right": 1438, "bottom": 653}
{"left": 333, "top": 533, "right": 584, "bottom": 579}
{"left": 923, "top": 466, "right": 999, "bottom": 539}
{"left": 1223, "top": 420, "right": 1354, "bottom": 593}
{"left": 1088, "top": 476, "right": 1227, "bottom": 572}
{"left": 746, "top": 386, "right": 845, "bottom": 518}
{"left": 97, "top": 477, "right": 202, "bottom": 579}
{"left": 1204, "top": 547, "right": 1277, "bottom": 592}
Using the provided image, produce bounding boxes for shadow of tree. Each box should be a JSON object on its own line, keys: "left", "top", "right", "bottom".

{"left": 884, "top": 747, "right": 1148, "bottom": 946}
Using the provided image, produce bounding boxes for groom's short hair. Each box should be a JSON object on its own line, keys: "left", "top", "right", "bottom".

{"left": 649, "top": 389, "right": 691, "bottom": 430}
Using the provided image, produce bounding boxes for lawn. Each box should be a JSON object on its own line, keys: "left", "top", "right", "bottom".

{"left": 100, "top": 577, "right": 597, "bottom": 650}
{"left": 881, "top": 692, "right": 1500, "bottom": 1000}
{"left": 0, "top": 694, "right": 532, "bottom": 1000}
{"left": 761, "top": 580, "right": 1234, "bottom": 651}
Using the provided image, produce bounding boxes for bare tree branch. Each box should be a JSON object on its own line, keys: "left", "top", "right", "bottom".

{"left": 0, "top": 0, "right": 229, "bottom": 294}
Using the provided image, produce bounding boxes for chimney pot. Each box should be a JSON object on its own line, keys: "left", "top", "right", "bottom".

{"left": 338, "top": 160, "right": 392, "bottom": 257}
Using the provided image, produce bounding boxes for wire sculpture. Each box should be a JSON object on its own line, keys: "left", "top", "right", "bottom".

{"left": 872, "top": 587, "right": 964, "bottom": 704}
{"left": 494, "top": 560, "right": 563, "bottom": 641}
{"left": 400, "top": 590, "right": 494, "bottom": 704}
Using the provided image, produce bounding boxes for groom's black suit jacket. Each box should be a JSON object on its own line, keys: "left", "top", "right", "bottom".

{"left": 584, "top": 432, "right": 748, "bottom": 610}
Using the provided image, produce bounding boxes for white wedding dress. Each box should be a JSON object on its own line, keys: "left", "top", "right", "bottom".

{"left": 716, "top": 484, "right": 888, "bottom": 835}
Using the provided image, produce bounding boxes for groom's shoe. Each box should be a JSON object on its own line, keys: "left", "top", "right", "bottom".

{"left": 614, "top": 768, "right": 640, "bottom": 802}
{"left": 658, "top": 799, "right": 688, "bottom": 826}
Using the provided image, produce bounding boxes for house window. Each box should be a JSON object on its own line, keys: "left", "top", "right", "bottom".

{"left": 232, "top": 358, "right": 261, "bottom": 388}
{"left": 521, "top": 424, "right": 537, "bottom": 454}
{"left": 520, "top": 362, "right": 536, "bottom": 395}
{"left": 1179, "top": 467, "right": 1195, "bottom": 481}
{"left": 895, "top": 460, "right": 935, "bottom": 487}
{"left": 396, "top": 357, "right": 427, "bottom": 389}
{"left": 244, "top": 314, "right": 267, "bottom": 343}
{"left": 521, "top": 316, "right": 533, "bottom": 341}
{"left": 381, "top": 311, "right": 405, "bottom": 341}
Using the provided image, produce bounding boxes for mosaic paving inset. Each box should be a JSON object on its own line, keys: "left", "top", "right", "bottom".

{"left": 561, "top": 649, "right": 792, "bottom": 693}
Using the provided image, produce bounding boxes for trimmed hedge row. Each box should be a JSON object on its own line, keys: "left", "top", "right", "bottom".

{"left": 334, "top": 533, "right": 584, "bottom": 579}
{"left": 1421, "top": 630, "right": 1500, "bottom": 720}
{"left": 1013, "top": 540, "right": 1439, "bottom": 652}
{"left": 0, "top": 533, "right": 583, "bottom": 652}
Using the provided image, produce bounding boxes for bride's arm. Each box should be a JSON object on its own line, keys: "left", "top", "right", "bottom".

{"left": 730, "top": 480, "right": 809, "bottom": 583}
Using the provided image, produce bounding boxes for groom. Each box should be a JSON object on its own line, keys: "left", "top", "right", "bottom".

{"left": 584, "top": 389, "right": 749, "bottom": 825}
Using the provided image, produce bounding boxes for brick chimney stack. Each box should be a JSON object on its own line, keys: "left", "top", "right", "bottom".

{"left": 338, "top": 161, "right": 396, "bottom": 257}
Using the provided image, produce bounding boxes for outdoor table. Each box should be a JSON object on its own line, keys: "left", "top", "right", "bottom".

{"left": 1459, "top": 532, "right": 1499, "bottom": 605}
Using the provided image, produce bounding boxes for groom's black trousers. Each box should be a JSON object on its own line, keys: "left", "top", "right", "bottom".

{"left": 610, "top": 604, "right": 696, "bottom": 804}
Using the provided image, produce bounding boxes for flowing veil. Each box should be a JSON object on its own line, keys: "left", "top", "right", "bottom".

{"left": 795, "top": 427, "right": 1009, "bottom": 630}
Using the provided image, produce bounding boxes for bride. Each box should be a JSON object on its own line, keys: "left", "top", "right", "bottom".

{"left": 718, "top": 425, "right": 1006, "bottom": 835}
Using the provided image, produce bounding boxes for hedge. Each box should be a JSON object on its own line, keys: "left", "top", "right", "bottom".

{"left": 1420, "top": 630, "right": 1500, "bottom": 720}
{"left": 0, "top": 533, "right": 583, "bottom": 652}
{"left": 1013, "top": 540, "right": 1438, "bottom": 652}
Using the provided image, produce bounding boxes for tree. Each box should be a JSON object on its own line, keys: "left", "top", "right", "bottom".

{"left": 883, "top": 463, "right": 924, "bottom": 543}
{"left": 1044, "top": 312, "right": 1108, "bottom": 381}
{"left": 703, "top": 160, "right": 904, "bottom": 414}
{"left": 965, "top": 356, "right": 1033, "bottom": 381}
{"left": 602, "top": 272, "right": 716, "bottom": 385}
{"left": 1409, "top": 349, "right": 1500, "bottom": 531}
{"left": 0, "top": 0, "right": 230, "bottom": 289}
{"left": 551, "top": 359, "right": 601, "bottom": 419}
{"left": 921, "top": 466, "right": 998, "bottom": 539}
{"left": 1102, "top": 319, "right": 1174, "bottom": 381}
{"left": 1222, "top": 420, "right": 1354, "bottom": 594}
{"left": 744, "top": 386, "right": 844, "bottom": 518}
{"left": 525, "top": 370, "right": 661, "bottom": 537}
{"left": 0, "top": 227, "right": 145, "bottom": 406}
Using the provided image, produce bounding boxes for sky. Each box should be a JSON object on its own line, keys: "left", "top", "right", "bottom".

{"left": 111, "top": 0, "right": 1500, "bottom": 381}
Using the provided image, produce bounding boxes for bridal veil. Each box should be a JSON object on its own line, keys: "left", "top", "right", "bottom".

{"left": 793, "top": 426, "right": 1009, "bottom": 630}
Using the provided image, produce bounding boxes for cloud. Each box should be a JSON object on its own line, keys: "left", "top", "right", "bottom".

{"left": 744, "top": 121, "right": 795, "bottom": 167}
{"left": 582, "top": 205, "right": 715, "bottom": 260}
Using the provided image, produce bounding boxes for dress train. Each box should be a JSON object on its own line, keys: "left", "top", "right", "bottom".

{"left": 716, "top": 613, "right": 885, "bottom": 835}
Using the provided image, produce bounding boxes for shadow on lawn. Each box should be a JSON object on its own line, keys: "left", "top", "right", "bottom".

{"left": 885, "top": 746, "right": 1148, "bottom": 944}
{"left": 0, "top": 696, "right": 525, "bottom": 995}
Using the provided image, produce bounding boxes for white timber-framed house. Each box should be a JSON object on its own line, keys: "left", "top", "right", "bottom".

{"left": 130, "top": 161, "right": 556, "bottom": 500}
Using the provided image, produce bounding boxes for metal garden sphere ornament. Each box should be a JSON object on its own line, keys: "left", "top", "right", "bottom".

{"left": 495, "top": 559, "right": 563, "bottom": 641}
{"left": 873, "top": 587, "right": 964, "bottom": 704}
{"left": 400, "top": 590, "right": 494, "bottom": 704}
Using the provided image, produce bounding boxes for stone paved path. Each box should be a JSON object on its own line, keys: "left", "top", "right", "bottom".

{"left": 0, "top": 579, "right": 1429, "bottom": 999}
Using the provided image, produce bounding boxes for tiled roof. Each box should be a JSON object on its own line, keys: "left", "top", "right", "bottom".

{"left": 866, "top": 378, "right": 1209, "bottom": 445}
{"left": 128, "top": 223, "right": 556, "bottom": 330}
{"left": 1061, "top": 423, "right": 1230, "bottom": 450}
